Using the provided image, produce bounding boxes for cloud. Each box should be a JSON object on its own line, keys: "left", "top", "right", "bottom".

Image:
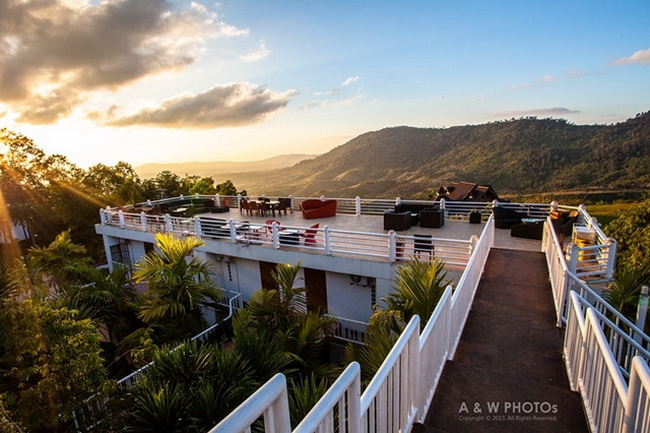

{"left": 541, "top": 75, "right": 559, "bottom": 83}
{"left": 0, "top": 0, "right": 248, "bottom": 124}
{"left": 509, "top": 70, "right": 582, "bottom": 90}
{"left": 315, "top": 76, "right": 361, "bottom": 96}
{"left": 239, "top": 40, "right": 271, "bottom": 62}
{"left": 332, "top": 94, "right": 364, "bottom": 107}
{"left": 610, "top": 48, "right": 650, "bottom": 66}
{"left": 101, "top": 82, "right": 296, "bottom": 128}
{"left": 495, "top": 107, "right": 580, "bottom": 118}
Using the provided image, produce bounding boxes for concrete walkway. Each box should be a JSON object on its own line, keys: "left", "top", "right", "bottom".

{"left": 414, "top": 248, "right": 589, "bottom": 433}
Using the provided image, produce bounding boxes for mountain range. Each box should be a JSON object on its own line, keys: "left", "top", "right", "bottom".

{"left": 224, "top": 112, "right": 650, "bottom": 198}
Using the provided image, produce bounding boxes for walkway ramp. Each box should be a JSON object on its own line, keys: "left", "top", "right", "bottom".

{"left": 414, "top": 248, "right": 588, "bottom": 433}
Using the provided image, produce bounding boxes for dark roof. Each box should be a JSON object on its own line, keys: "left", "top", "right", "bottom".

{"left": 437, "top": 182, "right": 499, "bottom": 201}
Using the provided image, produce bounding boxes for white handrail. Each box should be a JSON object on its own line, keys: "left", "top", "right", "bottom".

{"left": 293, "top": 362, "right": 361, "bottom": 433}
{"left": 208, "top": 373, "right": 291, "bottom": 433}
{"left": 360, "top": 315, "right": 420, "bottom": 433}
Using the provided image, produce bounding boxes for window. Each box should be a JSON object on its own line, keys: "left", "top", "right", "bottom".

{"left": 110, "top": 242, "right": 131, "bottom": 266}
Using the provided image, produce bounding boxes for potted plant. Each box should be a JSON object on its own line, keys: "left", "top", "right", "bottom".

{"left": 469, "top": 209, "right": 481, "bottom": 224}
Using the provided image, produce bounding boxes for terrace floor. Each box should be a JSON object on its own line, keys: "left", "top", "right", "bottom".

{"left": 414, "top": 248, "right": 588, "bottom": 433}
{"left": 196, "top": 209, "right": 541, "bottom": 252}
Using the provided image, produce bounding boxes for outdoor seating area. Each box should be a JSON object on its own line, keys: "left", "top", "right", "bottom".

{"left": 384, "top": 205, "right": 445, "bottom": 231}
{"left": 492, "top": 205, "right": 528, "bottom": 229}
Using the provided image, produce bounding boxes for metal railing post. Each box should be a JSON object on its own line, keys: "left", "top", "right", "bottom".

{"left": 605, "top": 238, "right": 617, "bottom": 280}
{"left": 324, "top": 226, "right": 332, "bottom": 255}
{"left": 355, "top": 196, "right": 362, "bottom": 216}
{"left": 229, "top": 220, "right": 237, "bottom": 242}
{"left": 469, "top": 235, "right": 479, "bottom": 256}
{"left": 272, "top": 223, "right": 280, "bottom": 249}
{"left": 195, "top": 218, "right": 203, "bottom": 237}
{"left": 118, "top": 210, "right": 125, "bottom": 228}
{"left": 389, "top": 230, "right": 397, "bottom": 263}
{"left": 165, "top": 214, "right": 173, "bottom": 232}
{"left": 567, "top": 242, "right": 579, "bottom": 274}
{"left": 215, "top": 194, "right": 221, "bottom": 207}
{"left": 289, "top": 195, "right": 294, "bottom": 212}
{"left": 635, "top": 287, "right": 649, "bottom": 344}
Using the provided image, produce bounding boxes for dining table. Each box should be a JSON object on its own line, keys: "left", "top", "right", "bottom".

{"left": 251, "top": 200, "right": 282, "bottom": 217}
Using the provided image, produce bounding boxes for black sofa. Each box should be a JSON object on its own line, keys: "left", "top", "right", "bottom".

{"left": 551, "top": 210, "right": 580, "bottom": 237}
{"left": 395, "top": 203, "right": 434, "bottom": 226}
{"left": 511, "top": 221, "right": 544, "bottom": 240}
{"left": 419, "top": 208, "right": 445, "bottom": 228}
{"left": 384, "top": 211, "right": 412, "bottom": 231}
{"left": 158, "top": 198, "right": 227, "bottom": 216}
{"left": 492, "top": 206, "right": 528, "bottom": 229}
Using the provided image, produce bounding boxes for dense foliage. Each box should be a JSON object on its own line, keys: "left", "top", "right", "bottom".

{"left": 607, "top": 199, "right": 650, "bottom": 271}
{"left": 1, "top": 128, "right": 243, "bottom": 261}
{"left": 231, "top": 111, "right": 650, "bottom": 198}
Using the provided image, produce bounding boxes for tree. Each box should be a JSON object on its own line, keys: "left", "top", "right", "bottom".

{"left": 602, "top": 264, "right": 650, "bottom": 321}
{"left": 120, "top": 341, "right": 255, "bottom": 432}
{"left": 22, "top": 230, "right": 92, "bottom": 292}
{"left": 607, "top": 199, "right": 650, "bottom": 271}
{"left": 0, "top": 299, "right": 108, "bottom": 431}
{"left": 84, "top": 161, "right": 142, "bottom": 204}
{"left": 133, "top": 233, "right": 222, "bottom": 344}
{"left": 232, "top": 262, "right": 336, "bottom": 378}
{"left": 67, "top": 263, "right": 142, "bottom": 346}
{"left": 378, "top": 258, "right": 450, "bottom": 329}
{"left": 1, "top": 129, "right": 111, "bottom": 259}
{"left": 153, "top": 171, "right": 182, "bottom": 198}
{"left": 188, "top": 176, "right": 217, "bottom": 195}
{"left": 346, "top": 258, "right": 450, "bottom": 381}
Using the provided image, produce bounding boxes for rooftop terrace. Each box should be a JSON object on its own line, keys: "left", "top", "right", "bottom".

{"left": 94, "top": 194, "right": 646, "bottom": 433}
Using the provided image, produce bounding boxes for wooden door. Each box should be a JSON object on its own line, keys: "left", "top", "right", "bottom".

{"left": 304, "top": 268, "right": 327, "bottom": 312}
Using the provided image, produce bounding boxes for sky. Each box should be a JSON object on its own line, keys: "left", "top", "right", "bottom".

{"left": 1, "top": 0, "right": 649, "bottom": 168}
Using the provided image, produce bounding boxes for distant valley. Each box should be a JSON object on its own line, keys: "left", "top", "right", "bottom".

{"left": 139, "top": 112, "right": 650, "bottom": 199}
{"left": 135, "top": 154, "right": 317, "bottom": 179}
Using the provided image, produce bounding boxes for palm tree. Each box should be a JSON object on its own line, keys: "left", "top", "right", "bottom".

{"left": 122, "top": 341, "right": 256, "bottom": 432}
{"left": 346, "top": 258, "right": 450, "bottom": 381}
{"left": 378, "top": 258, "right": 450, "bottom": 329}
{"left": 232, "top": 262, "right": 336, "bottom": 378}
{"left": 67, "top": 263, "right": 141, "bottom": 346}
{"left": 133, "top": 233, "right": 221, "bottom": 343}
{"left": 23, "top": 230, "right": 91, "bottom": 292}
{"left": 603, "top": 263, "right": 650, "bottom": 321}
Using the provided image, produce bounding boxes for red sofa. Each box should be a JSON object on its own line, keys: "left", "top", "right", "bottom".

{"left": 300, "top": 199, "right": 337, "bottom": 219}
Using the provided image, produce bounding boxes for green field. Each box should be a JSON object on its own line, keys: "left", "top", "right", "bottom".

{"left": 585, "top": 202, "right": 641, "bottom": 227}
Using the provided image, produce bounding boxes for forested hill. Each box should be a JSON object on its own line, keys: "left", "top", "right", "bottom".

{"left": 231, "top": 112, "right": 650, "bottom": 198}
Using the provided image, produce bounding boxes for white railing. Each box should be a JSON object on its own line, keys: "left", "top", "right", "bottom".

{"left": 361, "top": 316, "right": 421, "bottom": 433}
{"left": 116, "top": 291, "right": 242, "bottom": 389}
{"left": 208, "top": 211, "right": 496, "bottom": 433}
{"left": 564, "top": 291, "right": 650, "bottom": 433}
{"left": 417, "top": 286, "right": 452, "bottom": 420}
{"left": 101, "top": 210, "right": 475, "bottom": 266}
{"left": 568, "top": 292, "right": 650, "bottom": 380}
{"left": 208, "top": 373, "right": 291, "bottom": 433}
{"left": 331, "top": 316, "right": 368, "bottom": 344}
{"left": 394, "top": 234, "right": 471, "bottom": 267}
{"left": 293, "top": 363, "right": 362, "bottom": 433}
{"left": 543, "top": 218, "right": 650, "bottom": 352}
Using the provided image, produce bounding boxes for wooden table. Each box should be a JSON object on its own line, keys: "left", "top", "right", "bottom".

{"left": 252, "top": 201, "right": 281, "bottom": 217}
